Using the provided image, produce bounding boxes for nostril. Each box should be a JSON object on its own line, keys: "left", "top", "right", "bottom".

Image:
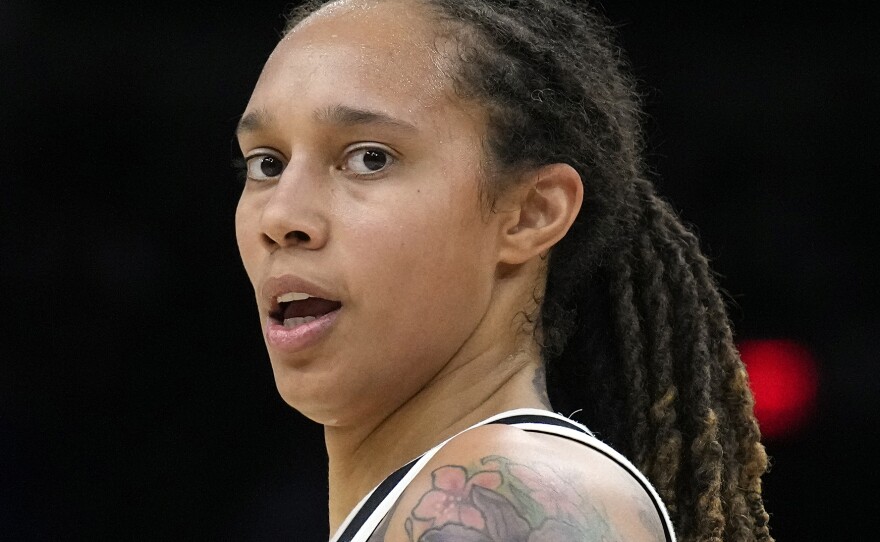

{"left": 289, "top": 230, "right": 311, "bottom": 243}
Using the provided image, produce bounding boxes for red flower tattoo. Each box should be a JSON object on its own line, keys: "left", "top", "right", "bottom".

{"left": 412, "top": 465, "right": 503, "bottom": 531}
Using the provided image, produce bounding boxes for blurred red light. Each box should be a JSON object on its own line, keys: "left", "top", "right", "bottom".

{"left": 738, "top": 339, "right": 819, "bottom": 438}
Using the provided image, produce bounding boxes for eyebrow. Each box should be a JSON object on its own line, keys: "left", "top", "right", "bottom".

{"left": 235, "top": 104, "right": 418, "bottom": 137}
{"left": 236, "top": 109, "right": 272, "bottom": 137}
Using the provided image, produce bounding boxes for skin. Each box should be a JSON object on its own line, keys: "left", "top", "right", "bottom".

{"left": 235, "top": 1, "right": 663, "bottom": 540}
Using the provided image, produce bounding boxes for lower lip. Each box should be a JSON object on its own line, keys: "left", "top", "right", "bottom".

{"left": 265, "top": 309, "right": 340, "bottom": 352}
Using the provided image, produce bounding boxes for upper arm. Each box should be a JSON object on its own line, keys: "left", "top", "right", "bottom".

{"left": 372, "top": 425, "right": 666, "bottom": 542}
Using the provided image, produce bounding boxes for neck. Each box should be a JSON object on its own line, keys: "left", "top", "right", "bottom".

{"left": 324, "top": 341, "right": 549, "bottom": 533}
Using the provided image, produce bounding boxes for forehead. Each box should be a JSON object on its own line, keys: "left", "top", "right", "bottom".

{"left": 246, "top": 0, "right": 458, "bottom": 122}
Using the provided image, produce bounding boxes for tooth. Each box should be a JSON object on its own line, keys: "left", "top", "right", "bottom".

{"left": 278, "top": 292, "right": 311, "bottom": 303}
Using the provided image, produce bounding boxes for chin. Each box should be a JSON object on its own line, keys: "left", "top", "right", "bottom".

{"left": 276, "top": 375, "right": 410, "bottom": 430}
{"left": 272, "top": 374, "right": 361, "bottom": 427}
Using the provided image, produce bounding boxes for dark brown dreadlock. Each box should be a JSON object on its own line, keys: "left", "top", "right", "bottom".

{"left": 286, "top": 1, "right": 772, "bottom": 540}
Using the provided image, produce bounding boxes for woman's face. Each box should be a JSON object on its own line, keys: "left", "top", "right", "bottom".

{"left": 235, "top": 0, "right": 508, "bottom": 425}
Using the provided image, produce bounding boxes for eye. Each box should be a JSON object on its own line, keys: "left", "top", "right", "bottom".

{"left": 245, "top": 154, "right": 286, "bottom": 181}
{"left": 342, "top": 147, "right": 394, "bottom": 176}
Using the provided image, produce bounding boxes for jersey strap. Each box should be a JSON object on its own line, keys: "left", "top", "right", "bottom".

{"left": 332, "top": 456, "right": 420, "bottom": 542}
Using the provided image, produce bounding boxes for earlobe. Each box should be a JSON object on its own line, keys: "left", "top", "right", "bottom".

{"left": 498, "top": 163, "right": 584, "bottom": 265}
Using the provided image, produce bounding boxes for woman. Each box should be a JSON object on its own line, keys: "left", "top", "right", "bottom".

{"left": 234, "top": 0, "right": 773, "bottom": 540}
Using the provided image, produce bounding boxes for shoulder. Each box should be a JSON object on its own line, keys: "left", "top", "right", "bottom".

{"left": 375, "top": 423, "right": 668, "bottom": 542}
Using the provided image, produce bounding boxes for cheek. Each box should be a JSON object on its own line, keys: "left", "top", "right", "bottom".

{"left": 345, "top": 188, "right": 493, "bottom": 340}
{"left": 234, "top": 193, "right": 262, "bottom": 282}
{"left": 354, "top": 184, "right": 483, "bottom": 270}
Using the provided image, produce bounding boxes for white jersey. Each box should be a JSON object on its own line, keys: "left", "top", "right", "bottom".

{"left": 330, "top": 408, "right": 677, "bottom": 542}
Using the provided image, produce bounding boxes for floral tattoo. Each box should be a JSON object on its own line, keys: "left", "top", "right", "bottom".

{"left": 397, "top": 456, "right": 621, "bottom": 542}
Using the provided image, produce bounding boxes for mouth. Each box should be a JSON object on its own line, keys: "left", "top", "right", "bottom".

{"left": 270, "top": 291, "right": 343, "bottom": 328}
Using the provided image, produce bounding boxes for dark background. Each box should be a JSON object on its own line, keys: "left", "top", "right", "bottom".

{"left": 2, "top": 1, "right": 877, "bottom": 539}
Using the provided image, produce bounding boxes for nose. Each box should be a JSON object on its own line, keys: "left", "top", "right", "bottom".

{"left": 258, "top": 162, "right": 330, "bottom": 251}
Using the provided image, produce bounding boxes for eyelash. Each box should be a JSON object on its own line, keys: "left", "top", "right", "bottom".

{"left": 231, "top": 156, "right": 248, "bottom": 183}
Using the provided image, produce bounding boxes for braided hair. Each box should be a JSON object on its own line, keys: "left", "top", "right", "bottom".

{"left": 286, "top": 1, "right": 773, "bottom": 540}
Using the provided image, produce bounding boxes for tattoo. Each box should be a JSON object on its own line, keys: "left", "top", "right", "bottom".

{"left": 531, "top": 365, "right": 551, "bottom": 408}
{"left": 637, "top": 507, "right": 663, "bottom": 541}
{"left": 369, "top": 500, "right": 397, "bottom": 541}
{"left": 400, "top": 456, "right": 620, "bottom": 542}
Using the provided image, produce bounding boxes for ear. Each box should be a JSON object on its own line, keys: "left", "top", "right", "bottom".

{"left": 497, "top": 163, "right": 584, "bottom": 265}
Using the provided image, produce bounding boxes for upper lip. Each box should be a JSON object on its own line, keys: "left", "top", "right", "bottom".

{"left": 261, "top": 274, "right": 342, "bottom": 320}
